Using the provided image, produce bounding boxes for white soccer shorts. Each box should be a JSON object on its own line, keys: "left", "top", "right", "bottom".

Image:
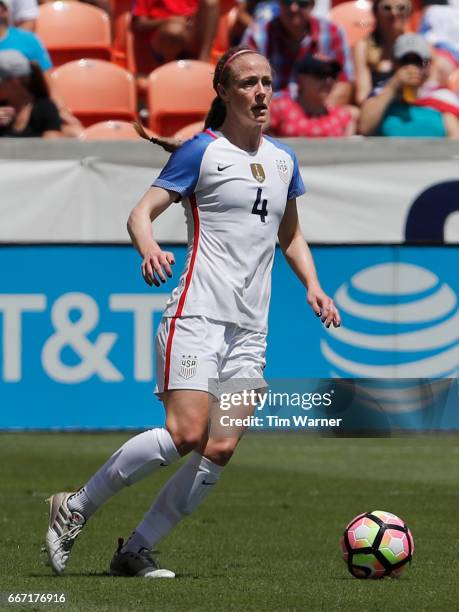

{"left": 155, "top": 316, "right": 267, "bottom": 396}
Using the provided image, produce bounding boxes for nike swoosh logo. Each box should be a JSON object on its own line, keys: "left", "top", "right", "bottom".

{"left": 202, "top": 480, "right": 215, "bottom": 485}
{"left": 217, "top": 164, "right": 233, "bottom": 171}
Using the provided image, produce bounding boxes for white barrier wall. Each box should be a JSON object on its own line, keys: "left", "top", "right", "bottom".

{"left": 1, "top": 138, "right": 459, "bottom": 244}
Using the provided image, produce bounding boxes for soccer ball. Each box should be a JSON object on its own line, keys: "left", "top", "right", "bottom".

{"left": 340, "top": 510, "right": 414, "bottom": 579}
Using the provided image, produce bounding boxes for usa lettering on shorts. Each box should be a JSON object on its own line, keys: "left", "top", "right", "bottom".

{"left": 179, "top": 355, "right": 198, "bottom": 379}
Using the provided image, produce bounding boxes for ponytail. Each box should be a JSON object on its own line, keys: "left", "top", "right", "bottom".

{"left": 133, "top": 121, "right": 182, "bottom": 153}
{"left": 204, "top": 96, "right": 226, "bottom": 130}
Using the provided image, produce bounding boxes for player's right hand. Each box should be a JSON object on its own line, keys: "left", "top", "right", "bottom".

{"left": 141, "top": 248, "right": 175, "bottom": 287}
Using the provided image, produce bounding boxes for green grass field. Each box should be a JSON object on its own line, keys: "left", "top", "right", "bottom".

{"left": 1, "top": 433, "right": 458, "bottom": 611}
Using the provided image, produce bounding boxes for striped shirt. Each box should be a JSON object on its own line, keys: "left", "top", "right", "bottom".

{"left": 243, "top": 15, "right": 354, "bottom": 91}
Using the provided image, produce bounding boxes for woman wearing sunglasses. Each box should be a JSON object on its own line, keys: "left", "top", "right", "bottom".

{"left": 354, "top": 0, "right": 412, "bottom": 105}
{"left": 269, "top": 53, "right": 359, "bottom": 137}
{"left": 359, "top": 34, "right": 459, "bottom": 137}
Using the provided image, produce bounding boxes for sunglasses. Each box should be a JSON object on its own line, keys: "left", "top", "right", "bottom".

{"left": 399, "top": 54, "right": 430, "bottom": 68}
{"left": 378, "top": 3, "right": 410, "bottom": 14}
{"left": 281, "top": 0, "right": 313, "bottom": 8}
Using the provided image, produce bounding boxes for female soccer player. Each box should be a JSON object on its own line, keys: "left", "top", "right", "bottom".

{"left": 45, "top": 46, "right": 341, "bottom": 578}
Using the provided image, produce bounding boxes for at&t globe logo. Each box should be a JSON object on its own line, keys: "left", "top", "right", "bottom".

{"left": 321, "top": 263, "right": 459, "bottom": 379}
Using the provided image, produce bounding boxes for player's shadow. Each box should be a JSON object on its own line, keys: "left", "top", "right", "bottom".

{"left": 29, "top": 571, "right": 206, "bottom": 579}
{"left": 28, "top": 571, "right": 112, "bottom": 578}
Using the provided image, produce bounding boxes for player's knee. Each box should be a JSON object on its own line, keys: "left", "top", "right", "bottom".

{"left": 167, "top": 425, "right": 202, "bottom": 456}
{"left": 205, "top": 440, "right": 236, "bottom": 466}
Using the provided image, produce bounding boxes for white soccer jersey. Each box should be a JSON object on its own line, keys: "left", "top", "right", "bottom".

{"left": 153, "top": 129, "right": 306, "bottom": 333}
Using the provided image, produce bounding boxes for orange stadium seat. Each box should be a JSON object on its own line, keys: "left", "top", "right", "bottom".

{"left": 174, "top": 121, "right": 205, "bottom": 140}
{"left": 147, "top": 60, "right": 215, "bottom": 136}
{"left": 36, "top": 1, "right": 112, "bottom": 66}
{"left": 51, "top": 59, "right": 137, "bottom": 127}
{"left": 329, "top": 0, "right": 375, "bottom": 48}
{"left": 80, "top": 120, "right": 156, "bottom": 140}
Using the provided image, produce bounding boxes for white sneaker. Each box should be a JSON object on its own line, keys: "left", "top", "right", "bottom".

{"left": 45, "top": 492, "right": 86, "bottom": 575}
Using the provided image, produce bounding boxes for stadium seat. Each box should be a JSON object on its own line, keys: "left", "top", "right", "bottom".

{"left": 36, "top": 1, "right": 112, "bottom": 66}
{"left": 147, "top": 60, "right": 215, "bottom": 136}
{"left": 448, "top": 68, "right": 459, "bottom": 94}
{"left": 80, "top": 120, "right": 156, "bottom": 140}
{"left": 50, "top": 59, "right": 137, "bottom": 127}
{"left": 329, "top": 0, "right": 375, "bottom": 48}
{"left": 174, "top": 121, "right": 205, "bottom": 140}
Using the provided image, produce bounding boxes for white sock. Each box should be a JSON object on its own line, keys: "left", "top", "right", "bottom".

{"left": 69, "top": 428, "right": 180, "bottom": 518}
{"left": 67, "top": 488, "right": 97, "bottom": 518}
{"left": 122, "top": 452, "right": 222, "bottom": 553}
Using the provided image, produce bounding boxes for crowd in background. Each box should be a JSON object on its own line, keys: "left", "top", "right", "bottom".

{"left": 0, "top": 0, "right": 458, "bottom": 138}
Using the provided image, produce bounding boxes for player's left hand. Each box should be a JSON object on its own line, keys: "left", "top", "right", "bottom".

{"left": 307, "top": 286, "right": 341, "bottom": 328}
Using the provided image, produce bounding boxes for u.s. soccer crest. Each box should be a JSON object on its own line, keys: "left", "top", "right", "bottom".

{"left": 179, "top": 355, "right": 198, "bottom": 379}
{"left": 276, "top": 159, "right": 289, "bottom": 184}
{"left": 250, "top": 163, "right": 265, "bottom": 183}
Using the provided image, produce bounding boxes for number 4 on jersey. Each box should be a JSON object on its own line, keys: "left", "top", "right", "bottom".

{"left": 252, "top": 188, "right": 268, "bottom": 223}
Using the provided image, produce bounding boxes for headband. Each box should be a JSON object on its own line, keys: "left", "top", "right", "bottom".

{"left": 217, "top": 49, "right": 262, "bottom": 89}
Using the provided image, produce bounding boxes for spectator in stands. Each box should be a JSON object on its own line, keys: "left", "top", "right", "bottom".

{"left": 0, "top": 49, "right": 62, "bottom": 137}
{"left": 229, "top": 0, "right": 261, "bottom": 46}
{"left": 0, "top": 0, "right": 51, "bottom": 70}
{"left": 353, "top": 0, "right": 412, "bottom": 105}
{"left": 268, "top": 53, "right": 359, "bottom": 136}
{"left": 359, "top": 33, "right": 459, "bottom": 137}
{"left": 10, "top": 0, "right": 38, "bottom": 31}
{"left": 242, "top": 0, "right": 354, "bottom": 104}
{"left": 0, "top": 0, "right": 83, "bottom": 135}
{"left": 231, "top": 0, "right": 330, "bottom": 45}
{"left": 131, "top": 0, "right": 219, "bottom": 63}
{"left": 418, "top": 0, "right": 459, "bottom": 86}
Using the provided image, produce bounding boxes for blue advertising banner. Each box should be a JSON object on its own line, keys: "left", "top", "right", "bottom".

{"left": 0, "top": 246, "right": 458, "bottom": 430}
